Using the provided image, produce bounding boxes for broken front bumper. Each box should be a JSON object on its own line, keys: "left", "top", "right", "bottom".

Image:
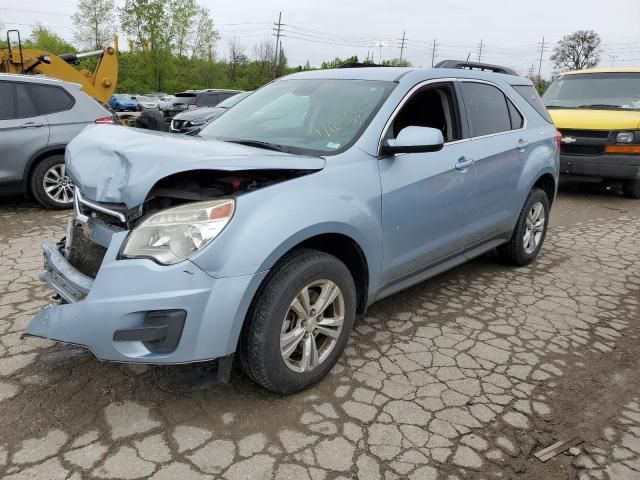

{"left": 25, "top": 231, "right": 267, "bottom": 364}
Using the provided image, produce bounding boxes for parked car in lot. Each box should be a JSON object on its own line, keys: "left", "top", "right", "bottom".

{"left": 163, "top": 89, "right": 243, "bottom": 119}
{"left": 134, "top": 95, "right": 160, "bottom": 110}
{"left": 543, "top": 68, "right": 640, "bottom": 198}
{"left": 170, "top": 91, "right": 250, "bottom": 133}
{"left": 108, "top": 94, "right": 139, "bottom": 112}
{"left": 26, "top": 64, "right": 559, "bottom": 393}
{"left": 158, "top": 95, "right": 176, "bottom": 112}
{"left": 0, "top": 74, "right": 114, "bottom": 208}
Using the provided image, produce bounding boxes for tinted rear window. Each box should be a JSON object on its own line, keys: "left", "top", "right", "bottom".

{"left": 513, "top": 85, "right": 553, "bottom": 123}
{"left": 460, "top": 82, "right": 512, "bottom": 137}
{"left": 0, "top": 82, "right": 39, "bottom": 119}
{"left": 30, "top": 84, "right": 75, "bottom": 114}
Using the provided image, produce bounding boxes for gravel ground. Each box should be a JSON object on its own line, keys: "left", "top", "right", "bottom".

{"left": 0, "top": 182, "right": 639, "bottom": 480}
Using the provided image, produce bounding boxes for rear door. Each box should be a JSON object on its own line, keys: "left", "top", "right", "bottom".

{"left": 0, "top": 81, "right": 49, "bottom": 186}
{"left": 458, "top": 80, "right": 528, "bottom": 241}
{"left": 29, "top": 83, "right": 88, "bottom": 146}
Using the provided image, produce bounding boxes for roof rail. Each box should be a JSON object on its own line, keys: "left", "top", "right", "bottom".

{"left": 434, "top": 59, "right": 518, "bottom": 76}
{"left": 338, "top": 62, "right": 384, "bottom": 68}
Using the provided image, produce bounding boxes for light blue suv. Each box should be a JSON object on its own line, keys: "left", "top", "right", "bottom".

{"left": 25, "top": 63, "right": 559, "bottom": 393}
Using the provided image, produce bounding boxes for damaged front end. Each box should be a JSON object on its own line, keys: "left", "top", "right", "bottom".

{"left": 25, "top": 125, "right": 324, "bottom": 364}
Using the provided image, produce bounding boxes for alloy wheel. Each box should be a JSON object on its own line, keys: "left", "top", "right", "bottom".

{"left": 523, "top": 201, "right": 545, "bottom": 254}
{"left": 280, "top": 279, "right": 345, "bottom": 373}
{"left": 43, "top": 164, "right": 74, "bottom": 205}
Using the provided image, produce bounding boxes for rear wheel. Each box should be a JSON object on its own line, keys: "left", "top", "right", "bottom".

{"left": 239, "top": 249, "right": 356, "bottom": 394}
{"left": 30, "top": 155, "right": 74, "bottom": 209}
{"left": 498, "top": 188, "right": 549, "bottom": 266}
{"left": 623, "top": 179, "right": 640, "bottom": 199}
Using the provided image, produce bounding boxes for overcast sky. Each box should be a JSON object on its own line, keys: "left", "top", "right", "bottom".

{"left": 2, "top": 0, "right": 639, "bottom": 77}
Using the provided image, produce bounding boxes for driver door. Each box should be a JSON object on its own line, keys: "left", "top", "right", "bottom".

{"left": 378, "top": 81, "right": 477, "bottom": 290}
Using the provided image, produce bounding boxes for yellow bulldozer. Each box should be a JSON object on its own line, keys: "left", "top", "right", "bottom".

{"left": 1, "top": 29, "right": 118, "bottom": 104}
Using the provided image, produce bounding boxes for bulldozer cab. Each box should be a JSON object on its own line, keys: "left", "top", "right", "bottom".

{"left": 1, "top": 30, "right": 118, "bottom": 104}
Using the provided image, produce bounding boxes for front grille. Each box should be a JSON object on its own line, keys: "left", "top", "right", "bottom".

{"left": 559, "top": 129, "right": 610, "bottom": 139}
{"left": 561, "top": 144, "right": 605, "bottom": 155}
{"left": 67, "top": 224, "right": 107, "bottom": 279}
{"left": 558, "top": 129, "right": 611, "bottom": 156}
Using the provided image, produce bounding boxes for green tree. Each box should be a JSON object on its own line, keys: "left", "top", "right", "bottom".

{"left": 71, "top": 0, "right": 116, "bottom": 50}
{"left": 551, "top": 30, "right": 602, "bottom": 72}
{"left": 382, "top": 58, "right": 411, "bottom": 67}
{"left": 27, "top": 25, "right": 76, "bottom": 54}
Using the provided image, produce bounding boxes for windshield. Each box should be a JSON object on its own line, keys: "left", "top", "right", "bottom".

{"left": 137, "top": 96, "right": 153, "bottom": 102}
{"left": 114, "top": 94, "right": 132, "bottom": 101}
{"left": 543, "top": 72, "right": 640, "bottom": 110}
{"left": 199, "top": 79, "right": 395, "bottom": 155}
{"left": 174, "top": 93, "right": 197, "bottom": 104}
{"left": 217, "top": 92, "right": 250, "bottom": 109}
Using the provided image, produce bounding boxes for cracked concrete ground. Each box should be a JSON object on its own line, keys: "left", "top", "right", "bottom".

{"left": 1, "top": 181, "right": 639, "bottom": 480}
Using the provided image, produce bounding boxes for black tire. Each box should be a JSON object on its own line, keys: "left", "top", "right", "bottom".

{"left": 238, "top": 249, "right": 357, "bottom": 394}
{"left": 30, "top": 155, "right": 74, "bottom": 209}
{"left": 623, "top": 179, "right": 640, "bottom": 199}
{"left": 498, "top": 188, "right": 550, "bottom": 266}
{"left": 136, "top": 109, "right": 166, "bottom": 131}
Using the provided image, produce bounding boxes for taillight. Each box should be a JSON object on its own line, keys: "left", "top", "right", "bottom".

{"left": 95, "top": 116, "right": 115, "bottom": 124}
{"left": 556, "top": 130, "right": 562, "bottom": 151}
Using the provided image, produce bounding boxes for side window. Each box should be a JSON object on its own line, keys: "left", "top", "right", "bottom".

{"left": 29, "top": 84, "right": 75, "bottom": 114}
{"left": 0, "top": 82, "right": 16, "bottom": 120}
{"left": 389, "top": 83, "right": 461, "bottom": 142}
{"left": 507, "top": 98, "right": 524, "bottom": 129}
{"left": 513, "top": 85, "right": 553, "bottom": 123}
{"left": 460, "top": 82, "right": 512, "bottom": 137}
{"left": 0, "top": 82, "right": 39, "bottom": 120}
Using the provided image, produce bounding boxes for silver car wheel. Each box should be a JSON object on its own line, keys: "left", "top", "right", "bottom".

{"left": 43, "top": 164, "right": 74, "bottom": 205}
{"left": 523, "top": 201, "right": 545, "bottom": 255}
{"left": 280, "top": 279, "right": 345, "bottom": 373}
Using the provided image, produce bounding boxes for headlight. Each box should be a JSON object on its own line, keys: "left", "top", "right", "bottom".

{"left": 616, "top": 131, "right": 635, "bottom": 144}
{"left": 121, "top": 199, "right": 235, "bottom": 265}
{"left": 188, "top": 118, "right": 208, "bottom": 126}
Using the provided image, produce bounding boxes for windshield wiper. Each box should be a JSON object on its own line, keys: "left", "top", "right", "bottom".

{"left": 577, "top": 104, "right": 624, "bottom": 110}
{"left": 224, "top": 138, "right": 291, "bottom": 153}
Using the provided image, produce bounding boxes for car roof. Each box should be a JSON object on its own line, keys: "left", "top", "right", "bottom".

{"left": 284, "top": 67, "right": 531, "bottom": 86}
{"left": 561, "top": 68, "right": 640, "bottom": 75}
{"left": 0, "top": 73, "right": 82, "bottom": 89}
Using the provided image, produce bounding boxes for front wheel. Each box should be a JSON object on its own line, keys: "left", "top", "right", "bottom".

{"left": 623, "top": 179, "right": 640, "bottom": 199}
{"left": 239, "top": 249, "right": 356, "bottom": 394}
{"left": 498, "top": 188, "right": 550, "bottom": 266}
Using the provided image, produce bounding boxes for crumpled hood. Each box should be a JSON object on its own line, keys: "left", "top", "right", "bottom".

{"left": 66, "top": 125, "right": 325, "bottom": 208}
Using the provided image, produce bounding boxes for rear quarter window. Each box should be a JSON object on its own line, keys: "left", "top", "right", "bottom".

{"left": 29, "top": 84, "right": 75, "bottom": 114}
{"left": 512, "top": 85, "right": 553, "bottom": 123}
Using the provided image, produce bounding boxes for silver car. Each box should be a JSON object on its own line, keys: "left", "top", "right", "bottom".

{"left": 0, "top": 74, "right": 114, "bottom": 208}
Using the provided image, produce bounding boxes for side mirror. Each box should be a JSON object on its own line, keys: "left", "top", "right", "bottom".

{"left": 380, "top": 126, "right": 445, "bottom": 156}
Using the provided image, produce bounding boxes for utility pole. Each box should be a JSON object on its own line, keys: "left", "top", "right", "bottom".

{"left": 273, "top": 11, "right": 283, "bottom": 78}
{"left": 609, "top": 55, "right": 618, "bottom": 67}
{"left": 537, "top": 36, "right": 546, "bottom": 79}
{"left": 477, "top": 39, "right": 484, "bottom": 62}
{"left": 398, "top": 30, "right": 406, "bottom": 61}
{"left": 431, "top": 39, "right": 438, "bottom": 67}
{"left": 375, "top": 42, "right": 387, "bottom": 63}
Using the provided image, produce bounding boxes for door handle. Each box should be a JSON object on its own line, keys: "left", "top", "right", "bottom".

{"left": 517, "top": 138, "right": 529, "bottom": 150}
{"left": 455, "top": 156, "right": 474, "bottom": 171}
{"left": 20, "top": 122, "right": 44, "bottom": 128}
